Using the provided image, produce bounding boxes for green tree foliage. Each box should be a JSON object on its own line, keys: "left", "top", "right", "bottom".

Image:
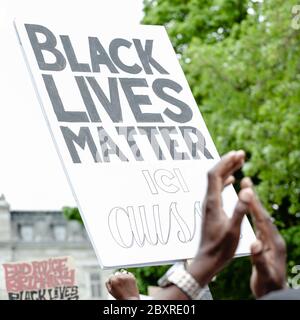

{"left": 127, "top": 265, "right": 171, "bottom": 294}
{"left": 63, "top": 207, "right": 83, "bottom": 224}
{"left": 64, "top": 0, "right": 300, "bottom": 298}
{"left": 144, "top": 0, "right": 300, "bottom": 219}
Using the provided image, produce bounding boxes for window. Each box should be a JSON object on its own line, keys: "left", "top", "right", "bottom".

{"left": 53, "top": 224, "right": 66, "bottom": 241}
{"left": 90, "top": 272, "right": 101, "bottom": 298}
{"left": 68, "top": 221, "right": 84, "bottom": 241}
{"left": 19, "top": 224, "right": 34, "bottom": 241}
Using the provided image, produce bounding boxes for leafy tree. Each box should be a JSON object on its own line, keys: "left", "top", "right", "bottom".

{"left": 63, "top": 206, "right": 83, "bottom": 224}
{"left": 64, "top": 0, "right": 300, "bottom": 298}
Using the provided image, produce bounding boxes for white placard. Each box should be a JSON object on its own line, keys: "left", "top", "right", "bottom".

{"left": 14, "top": 19, "right": 256, "bottom": 268}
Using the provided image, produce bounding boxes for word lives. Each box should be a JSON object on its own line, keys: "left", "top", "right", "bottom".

{"left": 8, "top": 286, "right": 79, "bottom": 300}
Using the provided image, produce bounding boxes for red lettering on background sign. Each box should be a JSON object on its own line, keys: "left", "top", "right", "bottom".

{"left": 3, "top": 257, "right": 75, "bottom": 292}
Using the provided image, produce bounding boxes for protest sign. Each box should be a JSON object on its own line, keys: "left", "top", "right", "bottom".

{"left": 14, "top": 19, "right": 256, "bottom": 268}
{"left": 2, "top": 256, "right": 79, "bottom": 300}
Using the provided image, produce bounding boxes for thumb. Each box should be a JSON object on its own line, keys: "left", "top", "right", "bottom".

{"left": 250, "top": 240, "right": 269, "bottom": 277}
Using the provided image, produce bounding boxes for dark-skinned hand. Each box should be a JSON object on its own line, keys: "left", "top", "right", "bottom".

{"left": 239, "top": 177, "right": 287, "bottom": 298}
{"left": 187, "top": 150, "right": 251, "bottom": 286}
{"left": 106, "top": 271, "right": 140, "bottom": 300}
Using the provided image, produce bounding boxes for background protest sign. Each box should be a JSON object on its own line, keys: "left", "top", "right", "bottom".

{"left": 2, "top": 256, "right": 79, "bottom": 300}
{"left": 14, "top": 19, "right": 256, "bottom": 268}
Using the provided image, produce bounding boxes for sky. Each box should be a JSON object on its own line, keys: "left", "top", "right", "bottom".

{"left": 0, "top": 0, "right": 144, "bottom": 210}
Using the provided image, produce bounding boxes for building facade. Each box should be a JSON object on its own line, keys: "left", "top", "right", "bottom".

{"left": 0, "top": 195, "right": 111, "bottom": 300}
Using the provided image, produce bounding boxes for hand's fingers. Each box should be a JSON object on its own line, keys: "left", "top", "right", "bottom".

{"left": 128, "top": 272, "right": 136, "bottom": 279}
{"left": 213, "top": 150, "right": 245, "bottom": 180}
{"left": 238, "top": 186, "right": 255, "bottom": 204}
{"left": 239, "top": 185, "right": 273, "bottom": 244}
{"left": 240, "top": 177, "right": 253, "bottom": 188}
{"left": 229, "top": 196, "right": 248, "bottom": 234}
{"left": 240, "top": 178, "right": 270, "bottom": 222}
{"left": 250, "top": 240, "right": 270, "bottom": 278}
{"left": 223, "top": 175, "right": 235, "bottom": 190}
{"left": 240, "top": 177, "right": 282, "bottom": 248}
{"left": 229, "top": 182, "right": 255, "bottom": 233}
{"left": 205, "top": 150, "right": 245, "bottom": 214}
{"left": 225, "top": 150, "right": 245, "bottom": 179}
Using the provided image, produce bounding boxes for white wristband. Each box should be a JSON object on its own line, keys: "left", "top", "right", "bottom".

{"left": 165, "top": 268, "right": 207, "bottom": 300}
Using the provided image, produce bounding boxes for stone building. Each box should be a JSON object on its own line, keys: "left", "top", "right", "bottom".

{"left": 0, "top": 194, "right": 111, "bottom": 300}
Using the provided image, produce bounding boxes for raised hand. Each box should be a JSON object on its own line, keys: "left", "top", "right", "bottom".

{"left": 188, "top": 150, "right": 251, "bottom": 286}
{"left": 239, "top": 177, "right": 287, "bottom": 298}
{"left": 106, "top": 270, "right": 140, "bottom": 300}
